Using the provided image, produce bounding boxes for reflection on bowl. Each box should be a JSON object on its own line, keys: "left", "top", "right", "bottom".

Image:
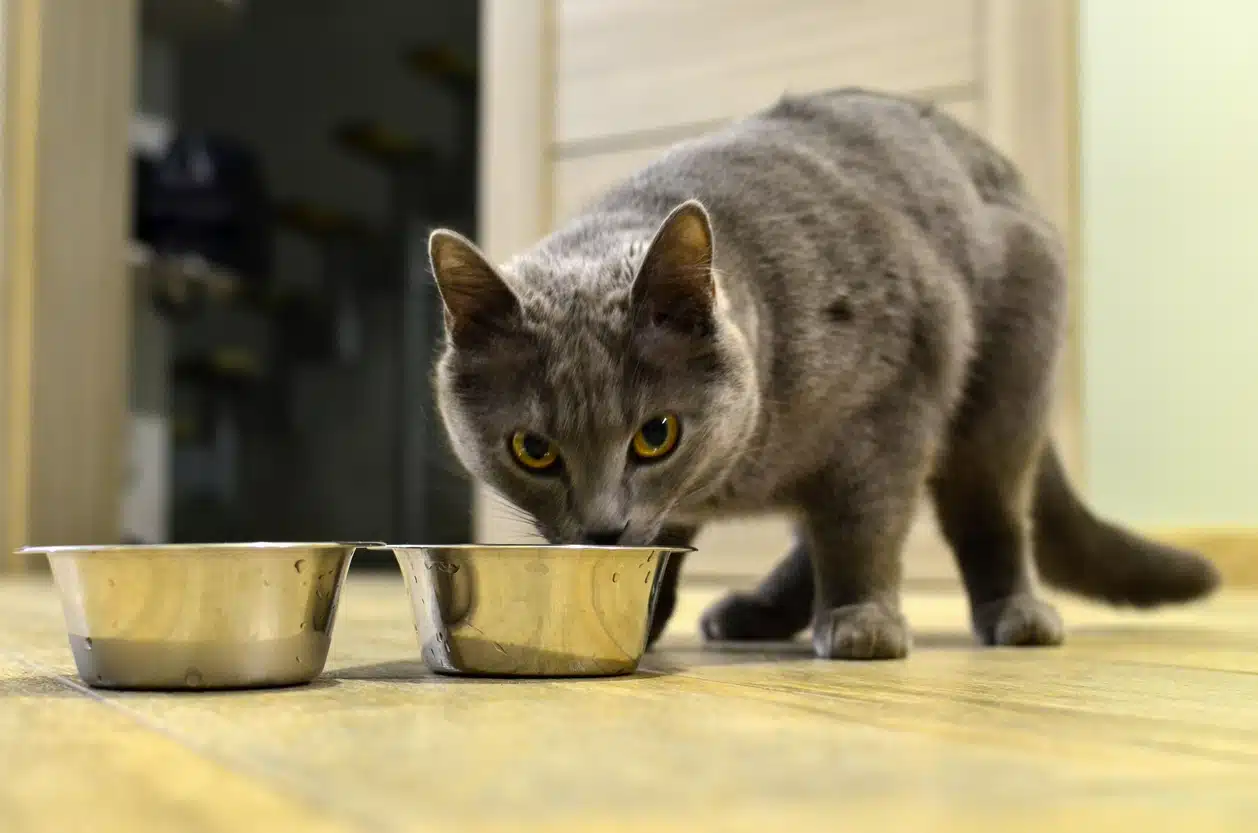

{"left": 19, "top": 542, "right": 375, "bottom": 690}
{"left": 381, "top": 544, "right": 692, "bottom": 677}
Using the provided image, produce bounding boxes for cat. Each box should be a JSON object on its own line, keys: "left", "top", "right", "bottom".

{"left": 426, "top": 88, "right": 1220, "bottom": 660}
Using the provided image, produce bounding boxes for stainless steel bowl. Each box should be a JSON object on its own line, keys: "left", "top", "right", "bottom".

{"left": 19, "top": 542, "right": 375, "bottom": 690}
{"left": 383, "top": 544, "right": 692, "bottom": 677}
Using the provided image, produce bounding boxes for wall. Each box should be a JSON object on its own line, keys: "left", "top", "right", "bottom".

{"left": 1080, "top": 0, "right": 1258, "bottom": 527}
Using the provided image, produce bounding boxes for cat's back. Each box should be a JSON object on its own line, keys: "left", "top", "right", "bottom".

{"left": 601, "top": 89, "right": 1015, "bottom": 209}
{"left": 587, "top": 88, "right": 1021, "bottom": 284}
{"left": 756, "top": 88, "right": 1023, "bottom": 201}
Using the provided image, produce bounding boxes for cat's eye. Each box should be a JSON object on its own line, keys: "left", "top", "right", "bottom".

{"left": 510, "top": 431, "right": 561, "bottom": 472}
{"left": 631, "top": 414, "right": 680, "bottom": 461}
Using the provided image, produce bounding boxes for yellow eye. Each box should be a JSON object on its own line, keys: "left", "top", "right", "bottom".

{"left": 631, "top": 414, "right": 680, "bottom": 461}
{"left": 510, "top": 431, "right": 560, "bottom": 471}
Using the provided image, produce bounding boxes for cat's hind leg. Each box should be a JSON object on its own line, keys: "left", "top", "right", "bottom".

{"left": 930, "top": 422, "right": 1064, "bottom": 647}
{"left": 699, "top": 532, "right": 814, "bottom": 642}
{"left": 929, "top": 204, "right": 1066, "bottom": 647}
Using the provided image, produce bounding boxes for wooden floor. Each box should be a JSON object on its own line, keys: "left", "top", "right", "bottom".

{"left": 3, "top": 573, "right": 1258, "bottom": 832}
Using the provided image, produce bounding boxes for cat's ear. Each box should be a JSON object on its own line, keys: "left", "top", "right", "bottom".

{"left": 429, "top": 229, "right": 522, "bottom": 348}
{"left": 631, "top": 200, "right": 716, "bottom": 338}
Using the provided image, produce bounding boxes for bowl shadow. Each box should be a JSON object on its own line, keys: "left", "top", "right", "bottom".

{"left": 329, "top": 658, "right": 673, "bottom": 684}
{"left": 0, "top": 672, "right": 342, "bottom": 697}
{"left": 644, "top": 629, "right": 983, "bottom": 669}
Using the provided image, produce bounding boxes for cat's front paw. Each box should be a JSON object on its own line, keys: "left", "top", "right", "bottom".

{"left": 700, "top": 592, "right": 809, "bottom": 642}
{"left": 812, "top": 602, "right": 910, "bottom": 660}
{"left": 971, "top": 594, "right": 1064, "bottom": 647}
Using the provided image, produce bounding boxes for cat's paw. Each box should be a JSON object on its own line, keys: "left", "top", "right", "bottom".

{"left": 971, "top": 594, "right": 1064, "bottom": 647}
{"left": 812, "top": 602, "right": 910, "bottom": 660}
{"left": 700, "top": 592, "right": 808, "bottom": 642}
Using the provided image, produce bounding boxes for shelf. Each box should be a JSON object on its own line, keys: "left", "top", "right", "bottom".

{"left": 404, "top": 45, "right": 477, "bottom": 92}
{"left": 333, "top": 120, "right": 436, "bottom": 169}
{"left": 127, "top": 241, "right": 344, "bottom": 319}
{"left": 141, "top": 0, "right": 244, "bottom": 40}
{"left": 128, "top": 241, "right": 242, "bottom": 307}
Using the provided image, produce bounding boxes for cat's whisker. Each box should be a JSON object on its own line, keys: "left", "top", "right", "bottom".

{"left": 480, "top": 488, "right": 547, "bottom": 539}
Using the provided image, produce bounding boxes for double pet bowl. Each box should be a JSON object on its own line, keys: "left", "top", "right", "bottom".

{"left": 18, "top": 542, "right": 690, "bottom": 690}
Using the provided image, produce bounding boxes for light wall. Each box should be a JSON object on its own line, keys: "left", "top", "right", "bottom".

{"left": 1080, "top": 0, "right": 1258, "bottom": 526}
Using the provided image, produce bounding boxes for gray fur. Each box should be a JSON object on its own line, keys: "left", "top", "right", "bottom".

{"left": 429, "top": 88, "right": 1219, "bottom": 660}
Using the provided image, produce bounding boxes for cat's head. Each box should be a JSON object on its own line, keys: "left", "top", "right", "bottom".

{"left": 428, "top": 200, "right": 759, "bottom": 546}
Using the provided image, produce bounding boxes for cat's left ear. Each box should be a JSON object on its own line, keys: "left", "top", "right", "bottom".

{"left": 631, "top": 199, "right": 716, "bottom": 338}
{"left": 429, "top": 229, "right": 522, "bottom": 349}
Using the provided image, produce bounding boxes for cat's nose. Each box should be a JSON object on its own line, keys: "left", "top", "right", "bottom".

{"left": 582, "top": 525, "right": 628, "bottom": 547}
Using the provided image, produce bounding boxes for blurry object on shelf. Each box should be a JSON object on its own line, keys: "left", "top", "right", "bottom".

{"left": 275, "top": 199, "right": 383, "bottom": 363}
{"left": 135, "top": 131, "right": 273, "bottom": 284}
{"left": 172, "top": 304, "right": 271, "bottom": 395}
{"left": 274, "top": 200, "right": 372, "bottom": 241}
{"left": 142, "top": 0, "right": 245, "bottom": 40}
{"left": 170, "top": 344, "right": 262, "bottom": 541}
{"left": 129, "top": 240, "right": 241, "bottom": 315}
{"left": 402, "top": 43, "right": 477, "bottom": 224}
{"left": 404, "top": 45, "right": 477, "bottom": 94}
{"left": 333, "top": 120, "right": 437, "bottom": 170}
{"left": 174, "top": 346, "right": 264, "bottom": 388}
{"left": 131, "top": 112, "right": 174, "bottom": 157}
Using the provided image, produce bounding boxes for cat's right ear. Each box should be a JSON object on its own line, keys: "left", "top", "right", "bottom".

{"left": 429, "top": 229, "right": 522, "bottom": 349}
{"left": 631, "top": 200, "right": 717, "bottom": 340}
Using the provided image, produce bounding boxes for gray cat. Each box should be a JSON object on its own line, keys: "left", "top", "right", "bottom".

{"left": 427, "top": 88, "right": 1219, "bottom": 660}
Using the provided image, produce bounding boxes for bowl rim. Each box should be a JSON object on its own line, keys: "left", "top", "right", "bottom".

{"left": 17, "top": 541, "right": 383, "bottom": 555}
{"left": 369, "top": 543, "right": 695, "bottom": 554}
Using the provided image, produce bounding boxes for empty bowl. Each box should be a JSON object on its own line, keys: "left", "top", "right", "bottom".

{"left": 20, "top": 542, "right": 375, "bottom": 690}
{"left": 382, "top": 544, "right": 691, "bottom": 677}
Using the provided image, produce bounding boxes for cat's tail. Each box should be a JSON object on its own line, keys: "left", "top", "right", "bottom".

{"left": 1031, "top": 444, "right": 1221, "bottom": 606}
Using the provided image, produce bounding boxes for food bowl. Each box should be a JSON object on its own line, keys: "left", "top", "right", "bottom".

{"left": 382, "top": 544, "right": 691, "bottom": 677}
{"left": 19, "top": 542, "right": 375, "bottom": 690}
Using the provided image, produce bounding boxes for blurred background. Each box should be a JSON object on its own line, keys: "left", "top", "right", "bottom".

{"left": 1, "top": 0, "right": 1254, "bottom": 583}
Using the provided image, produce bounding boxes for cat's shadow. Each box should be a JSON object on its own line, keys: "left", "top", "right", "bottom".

{"left": 328, "top": 642, "right": 817, "bottom": 683}
{"left": 329, "top": 659, "right": 675, "bottom": 684}
{"left": 648, "top": 629, "right": 981, "bottom": 670}
{"left": 330, "top": 631, "right": 985, "bottom": 683}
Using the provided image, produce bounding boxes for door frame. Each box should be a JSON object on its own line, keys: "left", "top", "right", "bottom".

{"left": 474, "top": 0, "right": 556, "bottom": 543}
{"left": 981, "top": 0, "right": 1083, "bottom": 480}
{"left": 1, "top": 0, "right": 136, "bottom": 569}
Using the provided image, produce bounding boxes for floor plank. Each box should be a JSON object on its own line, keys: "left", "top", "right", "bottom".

{"left": 3, "top": 575, "right": 1257, "bottom": 832}
{"left": 0, "top": 661, "right": 353, "bottom": 833}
